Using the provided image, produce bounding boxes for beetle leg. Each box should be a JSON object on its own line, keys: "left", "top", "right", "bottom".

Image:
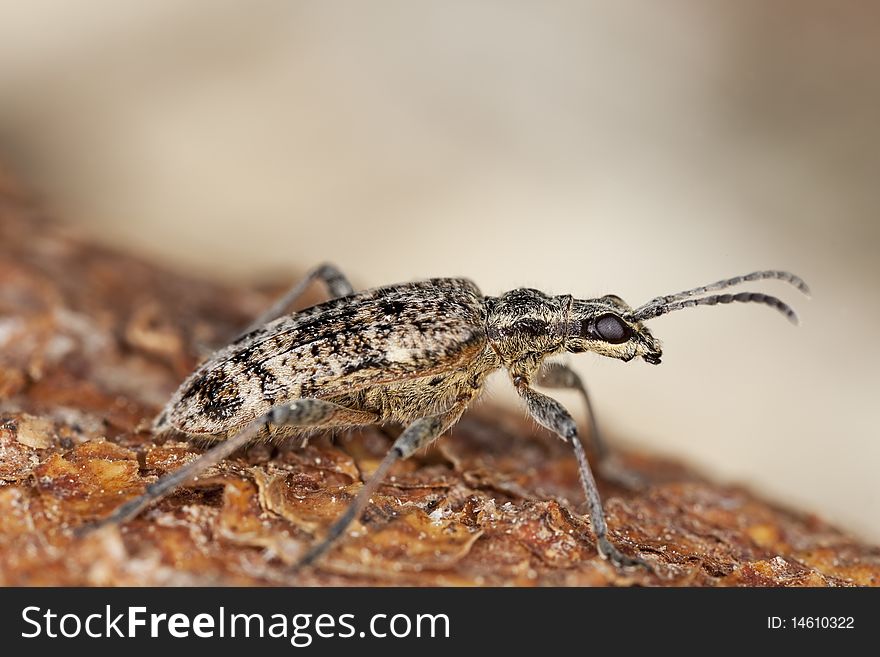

{"left": 267, "top": 398, "right": 378, "bottom": 428}
{"left": 513, "top": 378, "right": 651, "bottom": 571}
{"left": 77, "top": 398, "right": 376, "bottom": 534}
{"left": 535, "top": 362, "right": 609, "bottom": 459}
{"left": 535, "top": 362, "right": 646, "bottom": 490}
{"left": 294, "top": 406, "right": 465, "bottom": 569}
{"left": 238, "top": 262, "right": 354, "bottom": 337}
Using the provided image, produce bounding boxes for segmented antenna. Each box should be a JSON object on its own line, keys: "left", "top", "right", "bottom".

{"left": 633, "top": 271, "right": 809, "bottom": 324}
{"left": 635, "top": 292, "right": 800, "bottom": 324}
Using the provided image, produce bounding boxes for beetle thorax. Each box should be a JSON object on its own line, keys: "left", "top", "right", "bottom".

{"left": 484, "top": 289, "right": 570, "bottom": 364}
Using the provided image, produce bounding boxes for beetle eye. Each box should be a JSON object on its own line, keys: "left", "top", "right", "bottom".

{"left": 594, "top": 314, "right": 631, "bottom": 344}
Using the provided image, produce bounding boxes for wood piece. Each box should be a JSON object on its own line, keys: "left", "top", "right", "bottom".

{"left": 0, "top": 172, "right": 877, "bottom": 586}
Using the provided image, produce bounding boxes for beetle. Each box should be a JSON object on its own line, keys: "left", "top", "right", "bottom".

{"left": 84, "top": 265, "right": 808, "bottom": 570}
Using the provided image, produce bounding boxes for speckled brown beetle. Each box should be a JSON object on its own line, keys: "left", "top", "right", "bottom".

{"left": 83, "top": 266, "right": 808, "bottom": 570}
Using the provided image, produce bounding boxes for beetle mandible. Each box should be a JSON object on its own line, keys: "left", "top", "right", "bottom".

{"left": 84, "top": 265, "right": 809, "bottom": 570}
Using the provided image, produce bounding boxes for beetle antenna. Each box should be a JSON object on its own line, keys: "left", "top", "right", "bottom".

{"left": 634, "top": 291, "right": 800, "bottom": 324}
{"left": 636, "top": 270, "right": 808, "bottom": 311}
{"left": 633, "top": 270, "right": 808, "bottom": 323}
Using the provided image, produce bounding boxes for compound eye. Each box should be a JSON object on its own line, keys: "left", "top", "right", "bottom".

{"left": 594, "top": 314, "right": 631, "bottom": 344}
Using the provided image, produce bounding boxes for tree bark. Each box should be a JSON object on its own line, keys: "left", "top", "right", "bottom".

{"left": 0, "top": 171, "right": 877, "bottom": 586}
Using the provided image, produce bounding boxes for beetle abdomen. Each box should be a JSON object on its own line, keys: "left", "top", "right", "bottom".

{"left": 155, "top": 278, "right": 487, "bottom": 437}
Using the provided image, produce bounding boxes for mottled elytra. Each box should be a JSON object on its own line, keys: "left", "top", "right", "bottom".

{"left": 83, "top": 265, "right": 809, "bottom": 571}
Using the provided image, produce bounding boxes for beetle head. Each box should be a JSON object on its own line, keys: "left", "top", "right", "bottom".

{"left": 564, "top": 270, "right": 809, "bottom": 365}
{"left": 565, "top": 295, "right": 663, "bottom": 364}
{"left": 488, "top": 271, "right": 807, "bottom": 368}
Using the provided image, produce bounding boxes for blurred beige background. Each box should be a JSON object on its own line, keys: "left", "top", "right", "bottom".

{"left": 0, "top": 1, "right": 878, "bottom": 539}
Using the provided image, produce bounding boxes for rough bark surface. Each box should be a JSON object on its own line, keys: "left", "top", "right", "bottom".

{"left": 1, "top": 174, "right": 877, "bottom": 586}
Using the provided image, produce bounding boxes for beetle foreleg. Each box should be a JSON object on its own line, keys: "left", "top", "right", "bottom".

{"left": 535, "top": 362, "right": 608, "bottom": 460}
{"left": 535, "top": 362, "right": 645, "bottom": 490}
{"left": 514, "top": 379, "right": 651, "bottom": 570}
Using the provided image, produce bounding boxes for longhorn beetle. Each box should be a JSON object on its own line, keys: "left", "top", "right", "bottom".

{"left": 83, "top": 266, "right": 808, "bottom": 570}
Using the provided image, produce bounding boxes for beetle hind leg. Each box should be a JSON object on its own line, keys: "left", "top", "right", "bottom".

{"left": 76, "top": 398, "right": 378, "bottom": 535}
{"left": 194, "top": 264, "right": 355, "bottom": 358}
{"left": 238, "top": 262, "right": 354, "bottom": 338}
